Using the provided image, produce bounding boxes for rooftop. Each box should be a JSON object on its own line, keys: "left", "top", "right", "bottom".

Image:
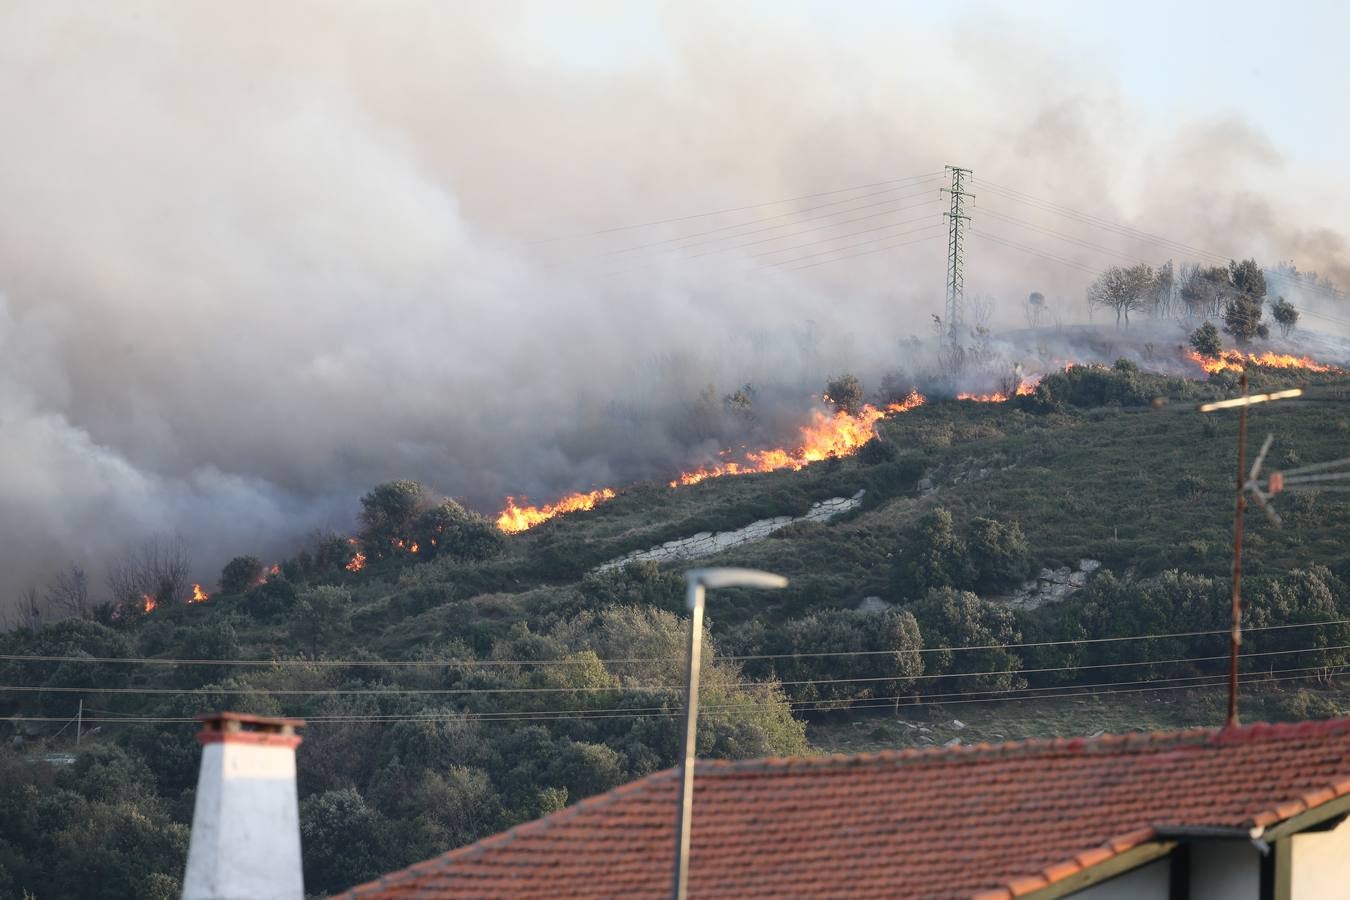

{"left": 336, "top": 717, "right": 1350, "bottom": 899}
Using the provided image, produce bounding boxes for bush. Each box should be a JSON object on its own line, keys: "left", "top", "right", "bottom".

{"left": 892, "top": 508, "right": 973, "bottom": 600}
{"left": 966, "top": 517, "right": 1033, "bottom": 593}
{"left": 414, "top": 500, "right": 504, "bottom": 562}
{"left": 824, "top": 374, "right": 864, "bottom": 416}
{"left": 744, "top": 608, "right": 923, "bottom": 703}
{"left": 906, "top": 588, "right": 1022, "bottom": 692}
{"left": 858, "top": 435, "right": 899, "bottom": 465}
{"left": 288, "top": 585, "right": 353, "bottom": 655}
{"left": 1189, "top": 322, "right": 1223, "bottom": 358}
{"left": 219, "top": 555, "right": 264, "bottom": 594}
{"left": 360, "top": 480, "right": 434, "bottom": 557}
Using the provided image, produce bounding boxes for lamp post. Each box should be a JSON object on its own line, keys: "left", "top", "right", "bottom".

{"left": 672, "top": 568, "right": 787, "bottom": 900}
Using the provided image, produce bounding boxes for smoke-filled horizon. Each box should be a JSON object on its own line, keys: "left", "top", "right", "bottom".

{"left": 2, "top": 1, "right": 1349, "bottom": 601}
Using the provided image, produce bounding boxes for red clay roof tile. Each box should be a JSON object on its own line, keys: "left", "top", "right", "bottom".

{"left": 333, "top": 716, "right": 1350, "bottom": 899}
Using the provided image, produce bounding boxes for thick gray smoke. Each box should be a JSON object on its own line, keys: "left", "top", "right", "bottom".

{"left": 2, "top": 1, "right": 1347, "bottom": 603}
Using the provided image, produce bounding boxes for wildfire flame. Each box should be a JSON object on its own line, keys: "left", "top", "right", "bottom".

{"left": 345, "top": 551, "right": 367, "bottom": 572}
{"left": 141, "top": 594, "right": 156, "bottom": 613}
{"left": 1187, "top": 349, "right": 1340, "bottom": 375}
{"left": 671, "top": 391, "right": 927, "bottom": 488}
{"left": 955, "top": 376, "right": 1041, "bottom": 403}
{"left": 496, "top": 488, "right": 618, "bottom": 534}
{"left": 190, "top": 583, "right": 209, "bottom": 604}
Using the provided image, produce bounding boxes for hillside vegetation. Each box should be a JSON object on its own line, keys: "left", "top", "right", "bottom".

{"left": 3, "top": 363, "right": 1350, "bottom": 897}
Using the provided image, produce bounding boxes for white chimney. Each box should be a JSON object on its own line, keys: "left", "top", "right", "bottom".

{"left": 182, "top": 712, "right": 305, "bottom": 900}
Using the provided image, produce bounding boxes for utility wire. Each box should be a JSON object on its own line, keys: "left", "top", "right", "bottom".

{"left": 5, "top": 618, "right": 1346, "bottom": 669}
{"left": 6, "top": 667, "right": 1342, "bottom": 728}
{"left": 978, "top": 207, "right": 1154, "bottom": 266}
{"left": 979, "top": 179, "right": 1350, "bottom": 302}
{"left": 599, "top": 184, "right": 945, "bottom": 258}
{"left": 4, "top": 644, "right": 1345, "bottom": 697}
{"left": 528, "top": 172, "right": 944, "bottom": 244}
{"left": 973, "top": 230, "right": 1100, "bottom": 274}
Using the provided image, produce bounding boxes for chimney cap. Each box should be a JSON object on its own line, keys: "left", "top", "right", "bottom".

{"left": 197, "top": 711, "right": 305, "bottom": 746}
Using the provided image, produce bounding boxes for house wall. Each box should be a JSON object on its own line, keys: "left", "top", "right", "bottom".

{"left": 1290, "top": 814, "right": 1350, "bottom": 899}
{"left": 1188, "top": 840, "right": 1260, "bottom": 900}
{"left": 1072, "top": 857, "right": 1169, "bottom": 899}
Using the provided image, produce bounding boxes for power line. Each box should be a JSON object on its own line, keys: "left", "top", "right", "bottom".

{"left": 977, "top": 180, "right": 1228, "bottom": 262}
{"left": 720, "top": 209, "right": 943, "bottom": 261}
{"left": 978, "top": 207, "right": 1154, "bottom": 266}
{"left": 979, "top": 179, "right": 1350, "bottom": 303}
{"left": 5, "top": 618, "right": 1346, "bottom": 669}
{"left": 5, "top": 643, "right": 1345, "bottom": 697}
{"left": 974, "top": 230, "right": 1100, "bottom": 274}
{"left": 528, "top": 172, "right": 944, "bottom": 244}
{"left": 599, "top": 184, "right": 946, "bottom": 259}
{"left": 6, "top": 666, "right": 1342, "bottom": 728}
{"left": 778, "top": 231, "right": 947, "bottom": 272}
{"left": 764, "top": 223, "right": 947, "bottom": 272}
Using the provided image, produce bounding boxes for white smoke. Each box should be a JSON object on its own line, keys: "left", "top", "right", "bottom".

{"left": 1, "top": 1, "right": 1346, "bottom": 600}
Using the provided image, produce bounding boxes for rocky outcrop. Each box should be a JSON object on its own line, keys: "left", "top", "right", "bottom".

{"left": 1002, "top": 559, "right": 1101, "bottom": 610}
{"left": 597, "top": 490, "right": 865, "bottom": 572}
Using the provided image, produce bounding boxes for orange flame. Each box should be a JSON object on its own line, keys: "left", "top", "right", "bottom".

{"left": 1016, "top": 377, "right": 1039, "bottom": 396}
{"left": 345, "top": 551, "right": 367, "bottom": 572}
{"left": 190, "top": 583, "right": 209, "bottom": 604}
{"left": 496, "top": 488, "right": 618, "bottom": 534}
{"left": 492, "top": 392, "right": 927, "bottom": 532}
{"left": 956, "top": 391, "right": 1008, "bottom": 403}
{"left": 1187, "top": 349, "right": 1340, "bottom": 375}
{"left": 671, "top": 391, "right": 926, "bottom": 487}
{"left": 141, "top": 594, "right": 156, "bottom": 613}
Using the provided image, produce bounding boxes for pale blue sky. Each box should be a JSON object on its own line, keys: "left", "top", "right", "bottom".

{"left": 529, "top": 1, "right": 1350, "bottom": 171}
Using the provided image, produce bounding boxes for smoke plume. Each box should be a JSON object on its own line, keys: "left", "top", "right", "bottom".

{"left": 1, "top": 1, "right": 1347, "bottom": 601}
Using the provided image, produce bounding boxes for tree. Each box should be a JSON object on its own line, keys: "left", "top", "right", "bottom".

{"left": 1221, "top": 258, "right": 1267, "bottom": 343}
{"left": 413, "top": 500, "right": 503, "bottom": 562}
{"left": 1189, "top": 322, "right": 1223, "bottom": 358}
{"left": 893, "top": 508, "right": 974, "bottom": 599}
{"left": 907, "top": 587, "right": 1023, "bottom": 692}
{"left": 966, "top": 517, "right": 1033, "bottom": 593}
{"left": 755, "top": 608, "right": 923, "bottom": 703}
{"left": 1153, "top": 260, "right": 1176, "bottom": 319}
{"left": 288, "top": 586, "right": 353, "bottom": 655}
{"left": 1228, "top": 257, "right": 1267, "bottom": 301}
{"left": 47, "top": 563, "right": 91, "bottom": 619}
{"left": 219, "top": 556, "right": 264, "bottom": 595}
{"left": 106, "top": 536, "right": 191, "bottom": 609}
{"left": 824, "top": 374, "right": 864, "bottom": 415}
{"left": 1271, "top": 297, "right": 1300, "bottom": 338}
{"left": 359, "top": 480, "right": 434, "bottom": 556}
{"left": 300, "top": 789, "right": 394, "bottom": 895}
{"left": 1180, "top": 265, "right": 1230, "bottom": 319}
{"left": 1087, "top": 264, "right": 1156, "bottom": 327}
{"left": 1223, "top": 295, "right": 1265, "bottom": 343}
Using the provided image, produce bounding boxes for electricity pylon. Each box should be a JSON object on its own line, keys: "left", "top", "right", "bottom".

{"left": 942, "top": 166, "right": 973, "bottom": 337}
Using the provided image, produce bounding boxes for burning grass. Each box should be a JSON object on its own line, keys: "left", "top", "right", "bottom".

{"left": 495, "top": 392, "right": 927, "bottom": 532}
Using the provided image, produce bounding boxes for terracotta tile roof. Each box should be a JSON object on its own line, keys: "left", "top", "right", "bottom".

{"left": 334, "top": 717, "right": 1350, "bottom": 899}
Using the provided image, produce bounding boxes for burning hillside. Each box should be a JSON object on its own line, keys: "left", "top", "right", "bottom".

{"left": 1186, "top": 349, "right": 1343, "bottom": 375}
{"left": 486, "top": 338, "right": 1347, "bottom": 535}
{"left": 496, "top": 488, "right": 618, "bottom": 534}
{"left": 672, "top": 391, "right": 926, "bottom": 486}
{"left": 494, "top": 391, "right": 926, "bottom": 532}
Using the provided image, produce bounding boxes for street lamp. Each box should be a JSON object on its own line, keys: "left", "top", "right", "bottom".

{"left": 672, "top": 568, "right": 787, "bottom": 900}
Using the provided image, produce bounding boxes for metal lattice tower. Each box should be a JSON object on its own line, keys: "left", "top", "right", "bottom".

{"left": 942, "top": 165, "right": 973, "bottom": 334}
